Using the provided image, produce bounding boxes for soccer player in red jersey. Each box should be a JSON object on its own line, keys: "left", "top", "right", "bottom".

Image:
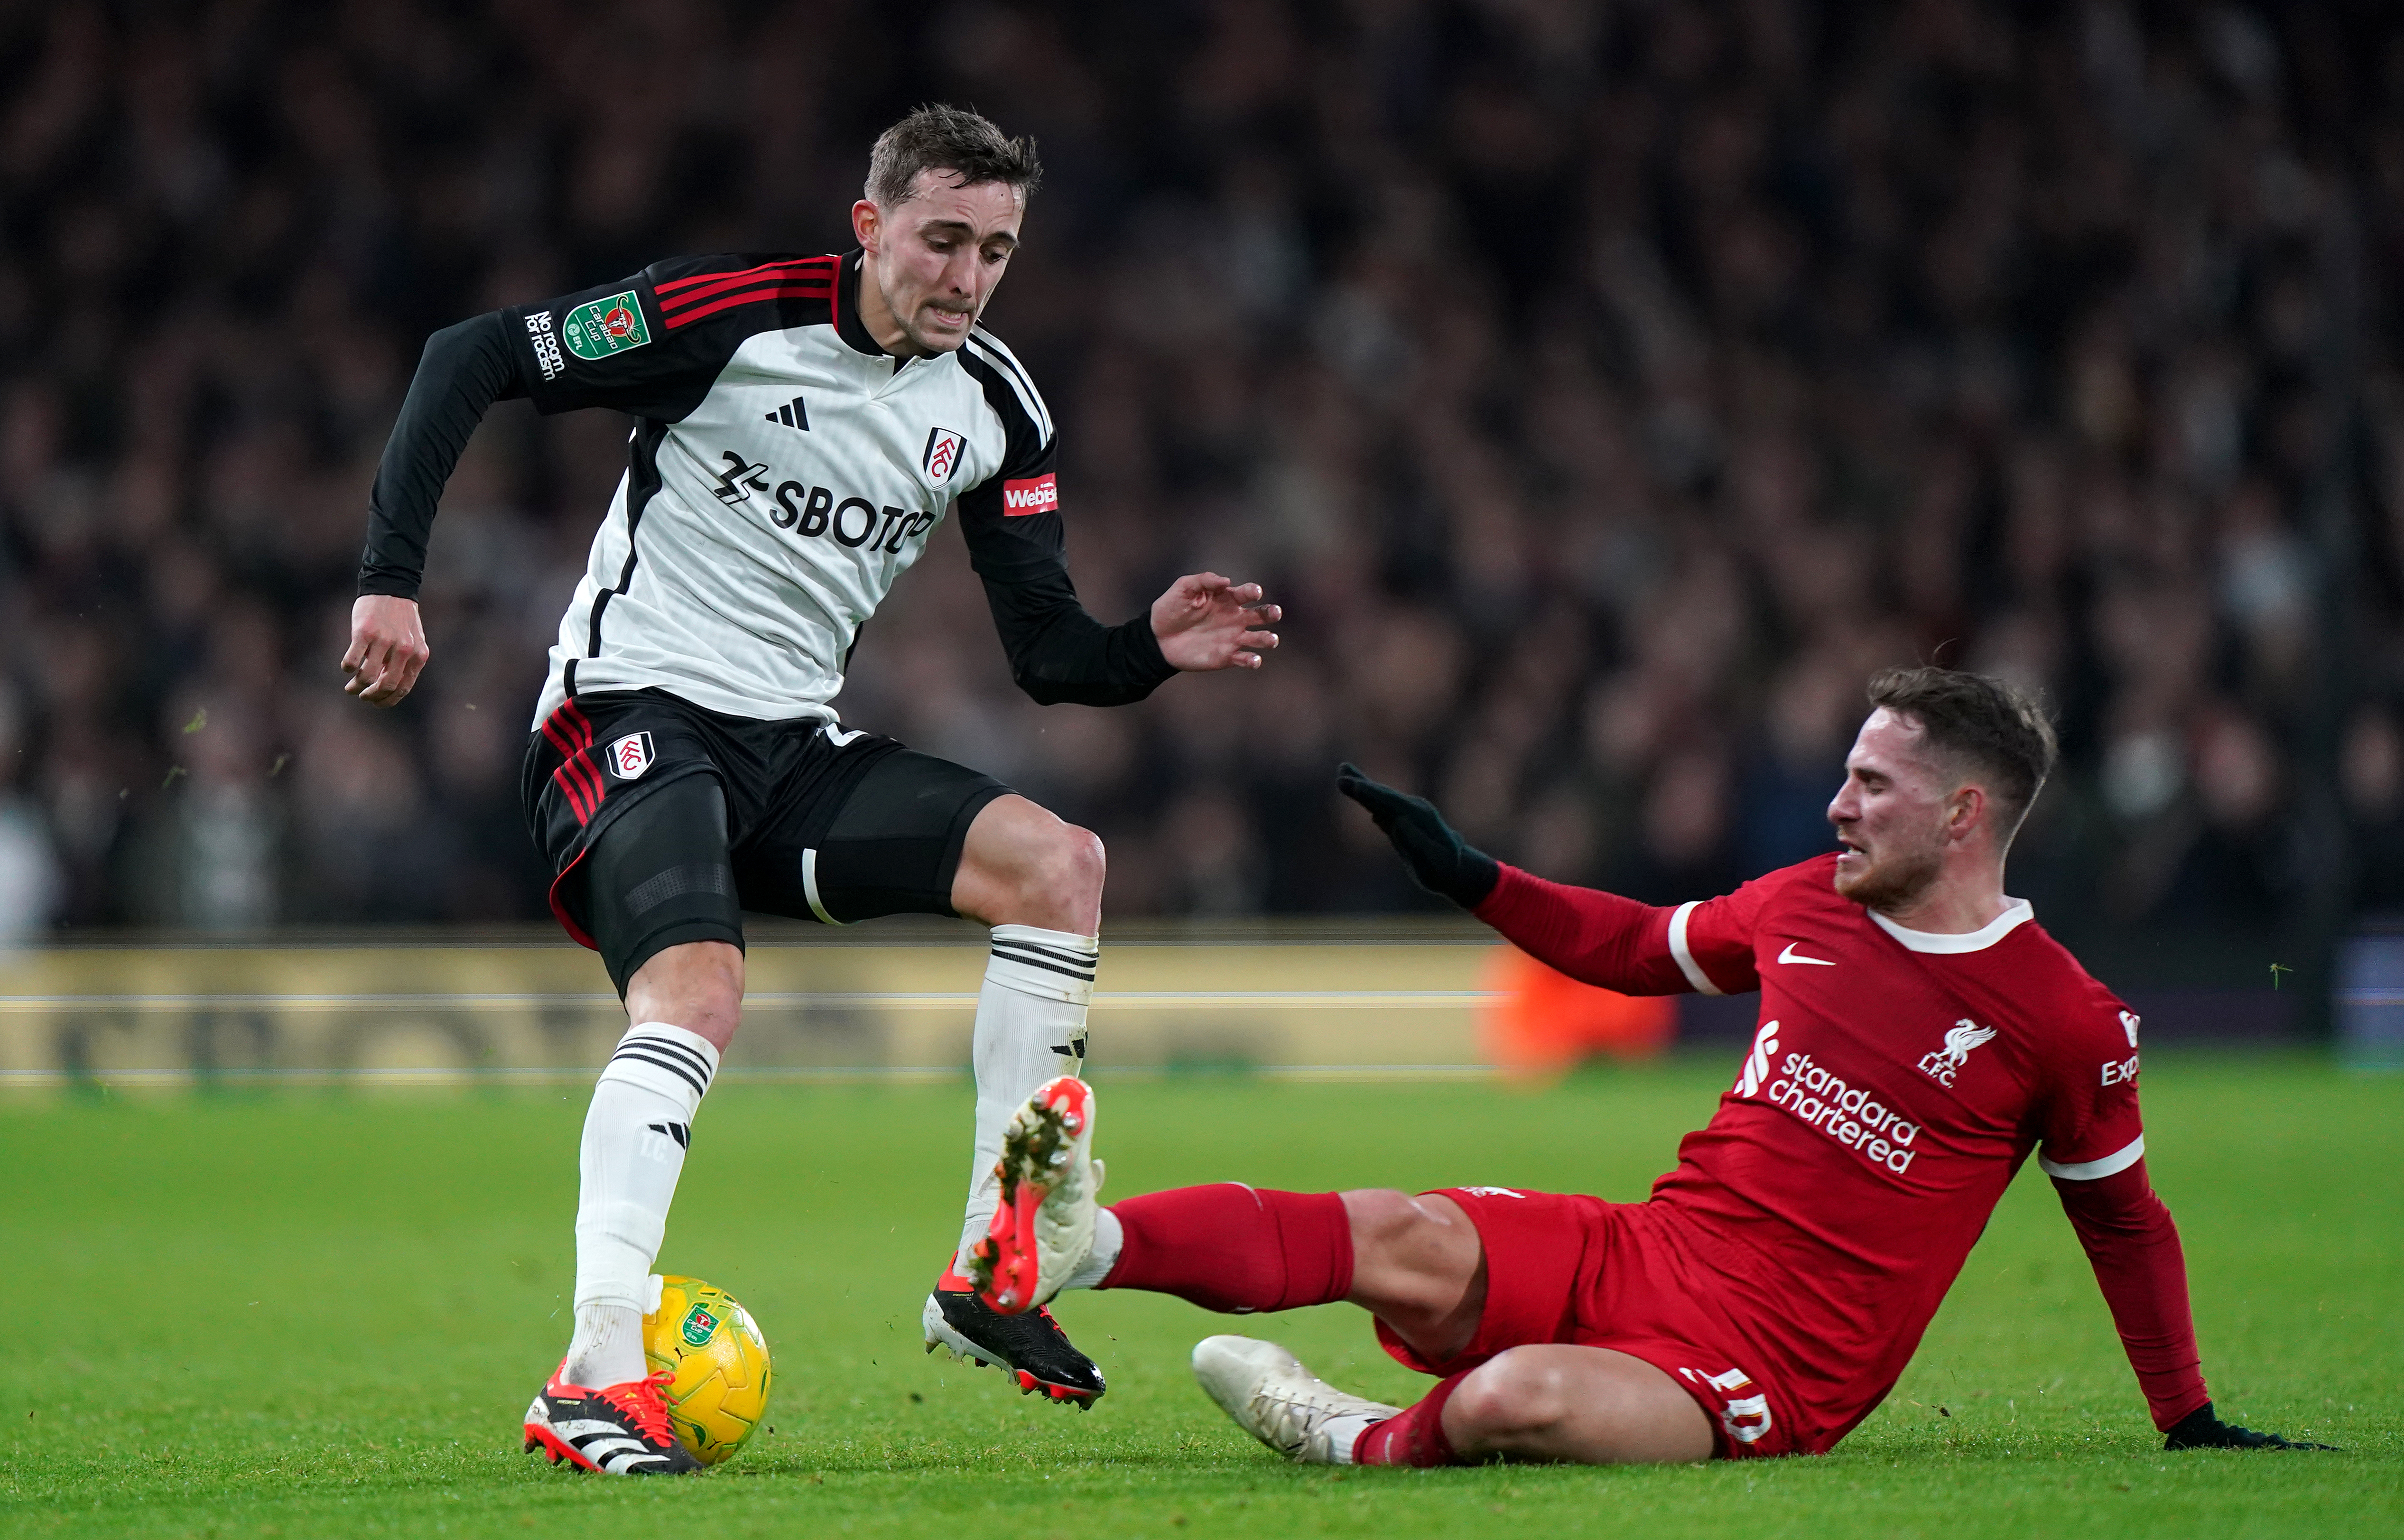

{"left": 973, "top": 667, "right": 2331, "bottom": 1463}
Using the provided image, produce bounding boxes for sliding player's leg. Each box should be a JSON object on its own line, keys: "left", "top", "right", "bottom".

{"left": 1031, "top": 1157, "right": 1713, "bottom": 1465}
{"left": 526, "top": 775, "right": 743, "bottom": 1475}
{"left": 1036, "top": 1185, "right": 1474, "bottom": 1334}
{"left": 1434, "top": 1345, "right": 1714, "bottom": 1463}
{"left": 1198, "top": 1196, "right": 1710, "bottom": 1466}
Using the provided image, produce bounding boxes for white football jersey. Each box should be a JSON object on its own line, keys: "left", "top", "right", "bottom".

{"left": 504, "top": 251, "right": 1061, "bottom": 727}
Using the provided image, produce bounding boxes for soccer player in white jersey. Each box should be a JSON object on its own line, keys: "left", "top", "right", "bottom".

{"left": 342, "top": 105, "right": 1279, "bottom": 1474}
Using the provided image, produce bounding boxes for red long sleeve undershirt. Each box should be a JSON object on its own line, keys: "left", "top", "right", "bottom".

{"left": 2052, "top": 1161, "right": 2209, "bottom": 1429}
{"left": 1471, "top": 863, "right": 2209, "bottom": 1430}
{"left": 1471, "top": 863, "right": 1690, "bottom": 993}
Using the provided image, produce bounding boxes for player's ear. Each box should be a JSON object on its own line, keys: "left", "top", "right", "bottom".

{"left": 852, "top": 199, "right": 882, "bottom": 253}
{"left": 1948, "top": 784, "right": 1985, "bottom": 842}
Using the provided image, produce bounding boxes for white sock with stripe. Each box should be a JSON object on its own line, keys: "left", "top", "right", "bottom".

{"left": 564, "top": 1021, "right": 720, "bottom": 1389}
{"left": 954, "top": 925, "right": 1099, "bottom": 1271}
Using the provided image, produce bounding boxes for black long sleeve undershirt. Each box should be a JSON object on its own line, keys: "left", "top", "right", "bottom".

{"left": 357, "top": 313, "right": 526, "bottom": 600}
{"left": 979, "top": 572, "right": 1175, "bottom": 707}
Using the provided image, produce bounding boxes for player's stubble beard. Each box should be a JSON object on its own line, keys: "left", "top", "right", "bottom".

{"left": 1832, "top": 828, "right": 1945, "bottom": 914}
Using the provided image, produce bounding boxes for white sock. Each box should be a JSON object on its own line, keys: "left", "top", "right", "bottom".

{"left": 955, "top": 925, "right": 1098, "bottom": 1270}
{"left": 1060, "top": 1208, "right": 1123, "bottom": 1291}
{"left": 1323, "top": 1410, "right": 1385, "bottom": 1465}
{"left": 564, "top": 1022, "right": 720, "bottom": 1388}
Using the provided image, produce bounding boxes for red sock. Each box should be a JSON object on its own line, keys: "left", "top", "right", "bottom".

{"left": 1354, "top": 1371, "right": 1471, "bottom": 1467}
{"left": 1099, "top": 1185, "right": 1354, "bottom": 1312}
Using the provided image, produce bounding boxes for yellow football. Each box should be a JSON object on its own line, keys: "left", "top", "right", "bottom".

{"left": 641, "top": 1275, "right": 772, "bottom": 1465}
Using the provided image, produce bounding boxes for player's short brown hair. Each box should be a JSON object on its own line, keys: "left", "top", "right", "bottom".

{"left": 1866, "top": 666, "right": 2059, "bottom": 838}
{"left": 865, "top": 104, "right": 1042, "bottom": 208}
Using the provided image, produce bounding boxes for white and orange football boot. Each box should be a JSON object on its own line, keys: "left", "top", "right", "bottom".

{"left": 965, "top": 1075, "right": 1103, "bottom": 1316}
{"left": 522, "top": 1362, "right": 701, "bottom": 1475}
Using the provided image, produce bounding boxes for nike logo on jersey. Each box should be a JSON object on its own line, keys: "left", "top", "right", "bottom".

{"left": 1777, "top": 943, "right": 1837, "bottom": 966}
{"left": 763, "top": 394, "right": 809, "bottom": 430}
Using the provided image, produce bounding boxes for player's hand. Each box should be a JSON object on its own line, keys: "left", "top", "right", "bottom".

{"left": 1335, "top": 762, "right": 1501, "bottom": 909}
{"left": 2163, "top": 1402, "right": 2338, "bottom": 1451}
{"left": 342, "top": 594, "right": 430, "bottom": 707}
{"left": 1151, "top": 572, "right": 1280, "bottom": 672}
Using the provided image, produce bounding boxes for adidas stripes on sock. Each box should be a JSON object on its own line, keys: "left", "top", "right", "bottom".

{"left": 565, "top": 1022, "right": 720, "bottom": 1388}
{"left": 955, "top": 925, "right": 1099, "bottom": 1271}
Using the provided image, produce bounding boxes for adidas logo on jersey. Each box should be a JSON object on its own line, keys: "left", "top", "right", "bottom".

{"left": 764, "top": 395, "right": 809, "bottom": 430}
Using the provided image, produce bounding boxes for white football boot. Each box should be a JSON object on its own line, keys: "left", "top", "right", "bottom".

{"left": 966, "top": 1075, "right": 1104, "bottom": 1315}
{"left": 1192, "top": 1335, "right": 1402, "bottom": 1465}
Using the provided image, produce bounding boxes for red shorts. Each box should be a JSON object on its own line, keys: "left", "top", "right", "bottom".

{"left": 1373, "top": 1188, "right": 1805, "bottom": 1459}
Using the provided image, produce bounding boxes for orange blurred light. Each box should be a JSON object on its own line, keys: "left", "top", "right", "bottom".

{"left": 1477, "top": 944, "right": 1676, "bottom": 1079}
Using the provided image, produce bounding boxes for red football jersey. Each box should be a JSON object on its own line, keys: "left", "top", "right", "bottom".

{"left": 1498, "top": 852, "right": 2150, "bottom": 1448}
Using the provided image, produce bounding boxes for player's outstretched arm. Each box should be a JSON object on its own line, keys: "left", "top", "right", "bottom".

{"left": 2163, "top": 1402, "right": 2339, "bottom": 1451}
{"left": 1333, "top": 763, "right": 1500, "bottom": 907}
{"left": 1334, "top": 765, "right": 1727, "bottom": 994}
{"left": 1150, "top": 573, "right": 1280, "bottom": 672}
{"left": 343, "top": 310, "right": 530, "bottom": 707}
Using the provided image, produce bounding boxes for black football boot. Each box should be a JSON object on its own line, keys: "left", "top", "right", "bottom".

{"left": 922, "top": 1283, "right": 1107, "bottom": 1409}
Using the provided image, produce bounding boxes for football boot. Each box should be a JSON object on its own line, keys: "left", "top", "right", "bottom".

{"left": 966, "top": 1075, "right": 1102, "bottom": 1314}
{"left": 922, "top": 1280, "right": 1107, "bottom": 1409}
{"left": 1191, "top": 1335, "right": 1401, "bottom": 1465}
{"left": 522, "top": 1362, "right": 702, "bottom": 1475}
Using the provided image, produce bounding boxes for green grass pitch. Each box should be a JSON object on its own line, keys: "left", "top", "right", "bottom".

{"left": 2, "top": 1054, "right": 2395, "bottom": 1538}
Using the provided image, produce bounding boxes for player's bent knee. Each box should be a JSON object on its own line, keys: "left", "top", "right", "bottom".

{"left": 1448, "top": 1347, "right": 1717, "bottom": 1465}
{"left": 956, "top": 798, "right": 1105, "bottom": 931}
{"left": 1342, "top": 1188, "right": 1478, "bottom": 1307}
{"left": 1004, "top": 818, "right": 1105, "bottom": 929}
{"left": 1040, "top": 821, "right": 1106, "bottom": 909}
{"left": 1341, "top": 1188, "right": 1427, "bottom": 1253}
{"left": 1450, "top": 1350, "right": 1572, "bottom": 1438}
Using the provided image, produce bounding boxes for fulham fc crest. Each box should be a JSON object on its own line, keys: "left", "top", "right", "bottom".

{"left": 607, "top": 732, "right": 656, "bottom": 780}
{"left": 922, "top": 426, "right": 966, "bottom": 486}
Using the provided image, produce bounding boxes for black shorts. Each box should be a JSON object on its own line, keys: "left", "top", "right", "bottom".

{"left": 522, "top": 689, "right": 1012, "bottom": 993}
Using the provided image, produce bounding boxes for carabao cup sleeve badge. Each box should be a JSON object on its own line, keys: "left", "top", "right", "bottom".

{"left": 564, "top": 290, "right": 652, "bottom": 360}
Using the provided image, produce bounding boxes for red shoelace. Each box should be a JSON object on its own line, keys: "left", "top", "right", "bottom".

{"left": 597, "top": 1369, "right": 678, "bottom": 1444}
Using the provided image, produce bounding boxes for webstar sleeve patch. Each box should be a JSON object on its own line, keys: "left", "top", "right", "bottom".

{"left": 1001, "top": 473, "right": 1058, "bottom": 516}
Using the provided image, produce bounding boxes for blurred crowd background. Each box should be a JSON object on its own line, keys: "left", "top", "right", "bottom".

{"left": 0, "top": 0, "right": 2399, "bottom": 989}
